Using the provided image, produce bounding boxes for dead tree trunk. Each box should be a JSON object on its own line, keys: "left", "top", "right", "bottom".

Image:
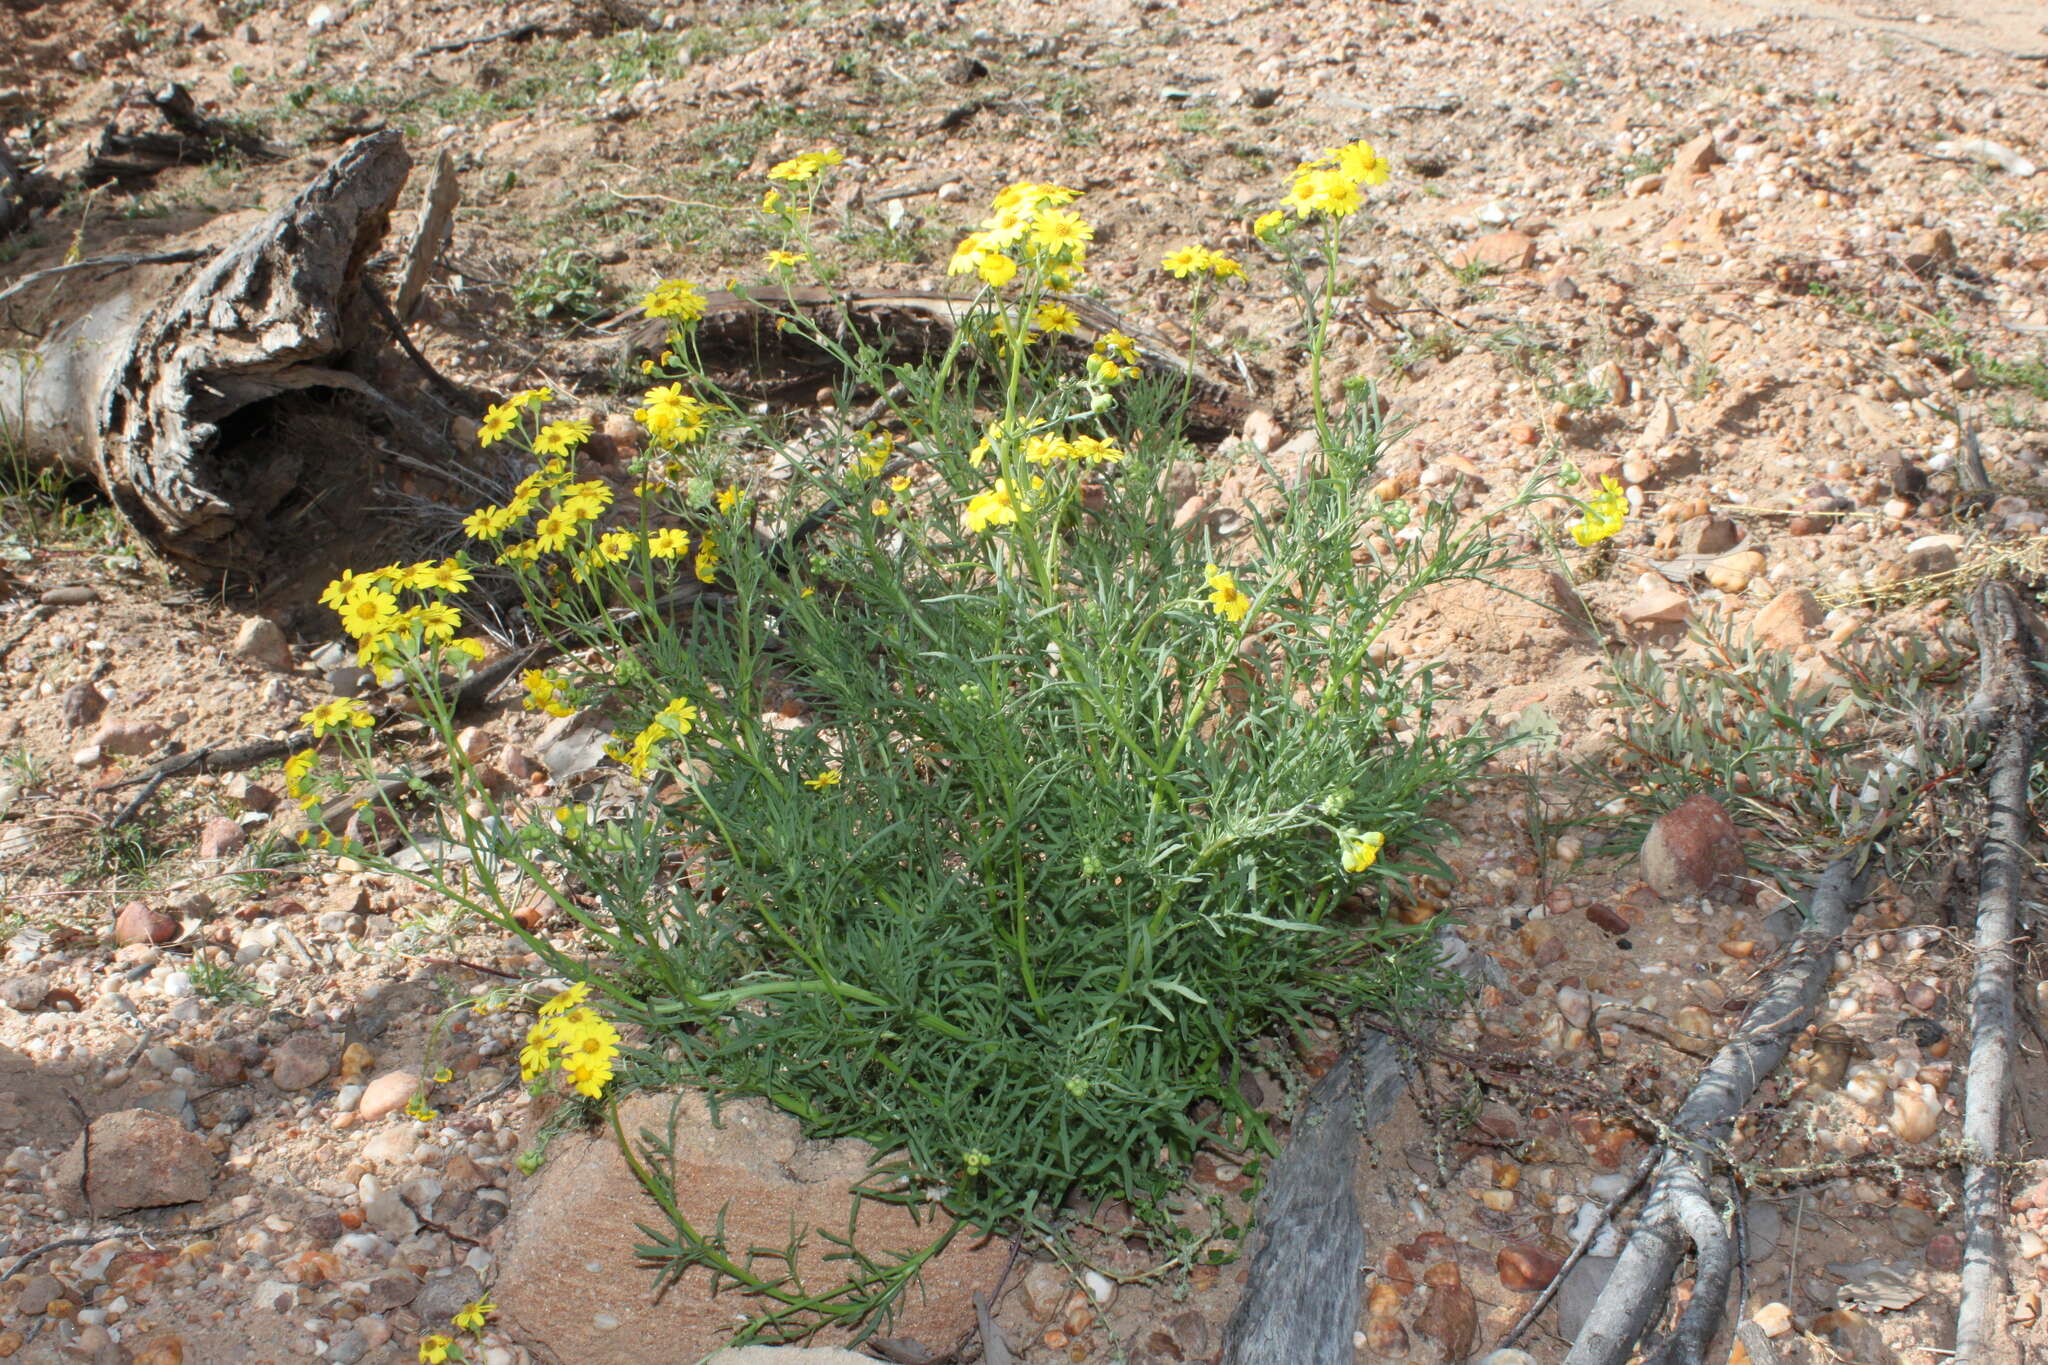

{"left": 0, "top": 130, "right": 439, "bottom": 585}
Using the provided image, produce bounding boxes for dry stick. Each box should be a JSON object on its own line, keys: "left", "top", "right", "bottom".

{"left": 394, "top": 148, "right": 459, "bottom": 322}
{"left": 1560, "top": 849, "right": 1879, "bottom": 1365}
{"left": 0, "top": 249, "right": 211, "bottom": 309}
{"left": 1956, "top": 579, "right": 2043, "bottom": 1362}
{"left": 360, "top": 276, "right": 465, "bottom": 405}
{"left": 418, "top": 22, "right": 540, "bottom": 55}
{"left": 1500, "top": 1146, "right": 1658, "bottom": 1349}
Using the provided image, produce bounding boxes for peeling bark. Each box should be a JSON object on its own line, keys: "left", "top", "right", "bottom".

{"left": 0, "top": 131, "right": 434, "bottom": 584}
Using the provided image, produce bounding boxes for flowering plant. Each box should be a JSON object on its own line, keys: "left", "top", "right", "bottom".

{"left": 326, "top": 145, "right": 1571, "bottom": 1344}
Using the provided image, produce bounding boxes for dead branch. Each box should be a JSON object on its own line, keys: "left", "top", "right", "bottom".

{"left": 84, "top": 83, "right": 283, "bottom": 188}
{"left": 0, "top": 250, "right": 212, "bottom": 310}
{"left": 1501, "top": 1147, "right": 1658, "bottom": 1349}
{"left": 395, "top": 149, "right": 460, "bottom": 321}
{"left": 1562, "top": 849, "right": 1878, "bottom": 1365}
{"left": 419, "top": 22, "right": 543, "bottom": 56}
{"left": 1218, "top": 1028, "right": 1405, "bottom": 1365}
{"left": 1956, "top": 578, "right": 2044, "bottom": 1362}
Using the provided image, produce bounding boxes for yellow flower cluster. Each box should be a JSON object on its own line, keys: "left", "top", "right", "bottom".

{"left": 283, "top": 749, "right": 318, "bottom": 811}
{"left": 947, "top": 181, "right": 1090, "bottom": 290}
{"left": 477, "top": 387, "right": 553, "bottom": 446}
{"left": 1085, "top": 330, "right": 1140, "bottom": 387}
{"left": 1339, "top": 829, "right": 1386, "bottom": 874}
{"left": 607, "top": 695, "right": 699, "bottom": 779}
{"left": 318, "top": 559, "right": 476, "bottom": 674}
{"left": 1160, "top": 245, "right": 1245, "bottom": 280}
{"left": 963, "top": 477, "right": 1033, "bottom": 534}
{"left": 1280, "top": 139, "right": 1392, "bottom": 220}
{"left": 302, "top": 698, "right": 374, "bottom": 739}
{"left": 522, "top": 669, "right": 575, "bottom": 718}
{"left": 642, "top": 278, "right": 708, "bottom": 323}
{"left": 1204, "top": 565, "right": 1252, "bottom": 623}
{"left": 520, "top": 982, "right": 623, "bottom": 1099}
{"left": 635, "top": 382, "right": 712, "bottom": 448}
{"left": 766, "top": 147, "right": 844, "bottom": 182}
{"left": 1033, "top": 301, "right": 1079, "bottom": 335}
{"left": 854, "top": 429, "right": 894, "bottom": 479}
{"left": 1570, "top": 475, "right": 1629, "bottom": 547}
{"left": 1022, "top": 432, "right": 1124, "bottom": 466}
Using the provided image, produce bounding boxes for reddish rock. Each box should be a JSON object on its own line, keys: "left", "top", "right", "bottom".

{"left": 357, "top": 1070, "right": 421, "bottom": 1122}
{"left": 196, "top": 817, "right": 247, "bottom": 860}
{"left": 1583, "top": 904, "right": 1629, "bottom": 936}
{"left": 90, "top": 720, "right": 168, "bottom": 756}
{"left": 1752, "top": 587, "right": 1824, "bottom": 649}
{"left": 129, "top": 1336, "right": 185, "bottom": 1365}
{"left": 61, "top": 682, "right": 106, "bottom": 730}
{"left": 1664, "top": 132, "right": 1722, "bottom": 193}
{"left": 1925, "top": 1233, "right": 1962, "bottom": 1271}
{"left": 113, "top": 902, "right": 176, "bottom": 947}
{"left": 1454, "top": 230, "right": 1536, "bottom": 272}
{"left": 231, "top": 616, "right": 294, "bottom": 672}
{"left": 1415, "top": 1275, "right": 1477, "bottom": 1362}
{"left": 1497, "top": 1242, "right": 1564, "bottom": 1292}
{"left": 495, "top": 1091, "right": 1010, "bottom": 1364}
{"left": 1641, "top": 795, "right": 1746, "bottom": 900}
{"left": 270, "top": 1034, "right": 337, "bottom": 1092}
{"left": 1619, "top": 588, "right": 1691, "bottom": 630}
{"left": 1364, "top": 1316, "right": 1410, "bottom": 1357}
{"left": 51, "top": 1110, "right": 214, "bottom": 1216}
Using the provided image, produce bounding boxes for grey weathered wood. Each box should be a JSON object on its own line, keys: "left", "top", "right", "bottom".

{"left": 0, "top": 131, "right": 417, "bottom": 580}
{"left": 1563, "top": 851, "right": 1876, "bottom": 1365}
{"left": 1218, "top": 1028, "right": 1402, "bottom": 1365}
{"left": 1956, "top": 580, "right": 2042, "bottom": 1363}
{"left": 394, "top": 149, "right": 459, "bottom": 321}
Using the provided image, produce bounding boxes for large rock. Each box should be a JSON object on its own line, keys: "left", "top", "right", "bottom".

{"left": 495, "top": 1092, "right": 1008, "bottom": 1364}
{"left": 1751, "top": 587, "right": 1823, "bottom": 649}
{"left": 1641, "top": 794, "right": 1746, "bottom": 901}
{"left": 231, "top": 616, "right": 294, "bottom": 672}
{"left": 51, "top": 1109, "right": 214, "bottom": 1216}
{"left": 270, "top": 1034, "right": 337, "bottom": 1091}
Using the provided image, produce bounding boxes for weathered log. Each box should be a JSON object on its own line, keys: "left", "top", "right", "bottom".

{"left": 82, "top": 83, "right": 283, "bottom": 188}
{"left": 0, "top": 130, "right": 439, "bottom": 585}
{"left": 1956, "top": 579, "right": 2043, "bottom": 1363}
{"left": 1218, "top": 1029, "right": 1404, "bottom": 1365}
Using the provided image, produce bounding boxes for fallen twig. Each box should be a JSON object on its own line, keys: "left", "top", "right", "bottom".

{"left": 1562, "top": 848, "right": 1879, "bottom": 1365}
{"left": 1500, "top": 1146, "right": 1658, "bottom": 1349}
{"left": 0, "top": 250, "right": 211, "bottom": 310}
{"left": 93, "top": 736, "right": 298, "bottom": 793}
{"left": 106, "top": 766, "right": 176, "bottom": 831}
{"left": 1956, "top": 578, "right": 2043, "bottom": 1362}
{"left": 419, "top": 22, "right": 541, "bottom": 55}
{"left": 1, "top": 1219, "right": 229, "bottom": 1280}
{"left": 360, "top": 275, "right": 465, "bottom": 405}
